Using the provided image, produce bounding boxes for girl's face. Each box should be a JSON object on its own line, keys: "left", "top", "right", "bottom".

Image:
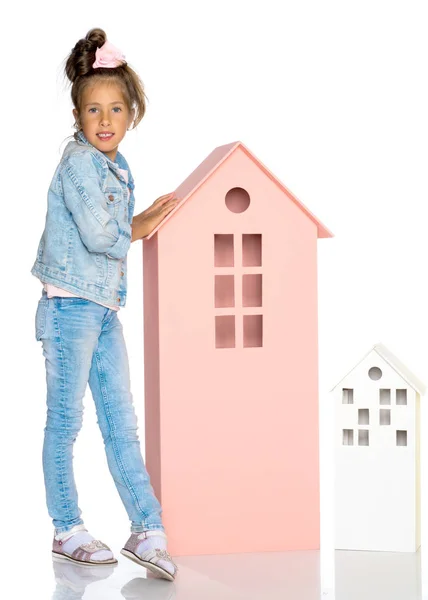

{"left": 73, "top": 81, "right": 134, "bottom": 161}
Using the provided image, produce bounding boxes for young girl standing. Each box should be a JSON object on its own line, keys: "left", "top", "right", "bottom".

{"left": 31, "top": 27, "right": 179, "bottom": 581}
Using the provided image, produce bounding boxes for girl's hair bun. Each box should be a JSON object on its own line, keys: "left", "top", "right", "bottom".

{"left": 65, "top": 28, "right": 107, "bottom": 83}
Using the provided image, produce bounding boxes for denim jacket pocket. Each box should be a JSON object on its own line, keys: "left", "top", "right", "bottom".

{"left": 35, "top": 297, "right": 48, "bottom": 341}
{"left": 104, "top": 188, "right": 122, "bottom": 218}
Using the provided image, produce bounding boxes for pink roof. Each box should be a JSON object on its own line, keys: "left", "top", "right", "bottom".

{"left": 146, "top": 140, "right": 334, "bottom": 240}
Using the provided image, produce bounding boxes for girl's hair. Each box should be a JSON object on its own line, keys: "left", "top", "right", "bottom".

{"left": 64, "top": 28, "right": 147, "bottom": 137}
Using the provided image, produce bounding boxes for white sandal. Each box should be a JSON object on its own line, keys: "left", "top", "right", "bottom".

{"left": 52, "top": 531, "right": 118, "bottom": 566}
{"left": 121, "top": 530, "right": 178, "bottom": 581}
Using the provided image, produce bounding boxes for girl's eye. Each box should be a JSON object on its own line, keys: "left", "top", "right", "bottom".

{"left": 88, "top": 107, "right": 122, "bottom": 113}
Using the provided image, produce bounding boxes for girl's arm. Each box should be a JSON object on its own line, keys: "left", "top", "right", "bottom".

{"left": 131, "top": 211, "right": 151, "bottom": 242}
{"left": 61, "top": 152, "right": 131, "bottom": 259}
{"left": 131, "top": 193, "right": 179, "bottom": 242}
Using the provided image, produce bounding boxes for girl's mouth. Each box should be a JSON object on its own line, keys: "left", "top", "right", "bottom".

{"left": 97, "top": 133, "right": 114, "bottom": 141}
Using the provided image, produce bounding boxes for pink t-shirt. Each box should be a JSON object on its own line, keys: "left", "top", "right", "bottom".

{"left": 43, "top": 167, "right": 130, "bottom": 311}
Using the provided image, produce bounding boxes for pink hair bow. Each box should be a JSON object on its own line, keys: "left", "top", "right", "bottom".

{"left": 93, "top": 40, "right": 126, "bottom": 69}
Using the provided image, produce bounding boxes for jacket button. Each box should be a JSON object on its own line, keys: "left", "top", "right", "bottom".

{"left": 108, "top": 194, "right": 114, "bottom": 201}
{"left": 121, "top": 271, "right": 124, "bottom": 276}
{"left": 117, "top": 297, "right": 121, "bottom": 303}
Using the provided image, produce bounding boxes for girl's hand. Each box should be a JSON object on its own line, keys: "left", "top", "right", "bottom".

{"left": 143, "top": 191, "right": 179, "bottom": 230}
{"left": 142, "top": 192, "right": 178, "bottom": 221}
{"left": 133, "top": 192, "right": 179, "bottom": 241}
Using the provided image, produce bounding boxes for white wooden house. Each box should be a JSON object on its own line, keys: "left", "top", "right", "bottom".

{"left": 330, "top": 343, "right": 426, "bottom": 552}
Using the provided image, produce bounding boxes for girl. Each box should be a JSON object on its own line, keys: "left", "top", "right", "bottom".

{"left": 31, "top": 27, "right": 179, "bottom": 581}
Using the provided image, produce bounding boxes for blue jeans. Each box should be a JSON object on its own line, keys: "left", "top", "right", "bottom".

{"left": 35, "top": 290, "right": 164, "bottom": 535}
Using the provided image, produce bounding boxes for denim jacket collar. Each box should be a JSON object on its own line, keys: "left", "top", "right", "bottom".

{"left": 75, "top": 129, "right": 135, "bottom": 191}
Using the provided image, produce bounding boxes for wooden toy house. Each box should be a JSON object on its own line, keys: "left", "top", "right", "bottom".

{"left": 142, "top": 140, "right": 333, "bottom": 556}
{"left": 335, "top": 550, "right": 422, "bottom": 599}
{"left": 331, "top": 342, "right": 426, "bottom": 552}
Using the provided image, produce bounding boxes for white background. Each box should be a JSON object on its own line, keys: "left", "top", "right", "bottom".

{"left": 2, "top": 0, "right": 428, "bottom": 596}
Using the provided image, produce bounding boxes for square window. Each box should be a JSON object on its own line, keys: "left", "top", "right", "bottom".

{"left": 396, "top": 389, "right": 407, "bottom": 405}
{"left": 379, "top": 389, "right": 391, "bottom": 405}
{"left": 343, "top": 429, "right": 354, "bottom": 445}
{"left": 380, "top": 409, "right": 391, "bottom": 425}
{"left": 342, "top": 389, "right": 354, "bottom": 404}
{"left": 214, "top": 234, "right": 234, "bottom": 267}
{"left": 397, "top": 430, "right": 407, "bottom": 446}
{"left": 215, "top": 275, "right": 235, "bottom": 308}
{"left": 242, "top": 234, "right": 262, "bottom": 266}
{"left": 358, "top": 430, "right": 369, "bottom": 446}
{"left": 242, "top": 274, "right": 262, "bottom": 307}
{"left": 243, "top": 315, "right": 263, "bottom": 348}
{"left": 358, "top": 409, "right": 369, "bottom": 425}
{"left": 215, "top": 315, "right": 235, "bottom": 348}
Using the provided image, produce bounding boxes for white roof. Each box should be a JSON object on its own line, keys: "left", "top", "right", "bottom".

{"left": 329, "top": 342, "right": 426, "bottom": 395}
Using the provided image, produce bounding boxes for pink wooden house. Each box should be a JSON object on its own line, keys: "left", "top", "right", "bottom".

{"left": 142, "top": 141, "right": 333, "bottom": 556}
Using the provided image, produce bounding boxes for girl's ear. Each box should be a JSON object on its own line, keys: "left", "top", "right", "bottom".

{"left": 72, "top": 108, "right": 80, "bottom": 128}
{"left": 128, "top": 108, "right": 135, "bottom": 130}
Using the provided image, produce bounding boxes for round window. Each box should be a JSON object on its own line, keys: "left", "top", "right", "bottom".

{"left": 225, "top": 187, "right": 251, "bottom": 213}
{"left": 368, "top": 367, "right": 382, "bottom": 380}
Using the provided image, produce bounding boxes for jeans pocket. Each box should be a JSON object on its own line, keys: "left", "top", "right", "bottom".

{"left": 35, "top": 298, "right": 48, "bottom": 341}
{"left": 57, "top": 297, "right": 92, "bottom": 308}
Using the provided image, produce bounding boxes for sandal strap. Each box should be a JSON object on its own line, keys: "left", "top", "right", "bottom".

{"left": 123, "top": 533, "right": 178, "bottom": 573}
{"left": 71, "top": 539, "right": 111, "bottom": 560}
{"left": 137, "top": 529, "right": 167, "bottom": 541}
{"left": 138, "top": 547, "right": 178, "bottom": 571}
{"left": 55, "top": 524, "right": 88, "bottom": 542}
{"left": 123, "top": 531, "right": 166, "bottom": 555}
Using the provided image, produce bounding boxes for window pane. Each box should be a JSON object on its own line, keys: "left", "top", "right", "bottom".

{"left": 396, "top": 389, "right": 407, "bottom": 405}
{"left": 215, "top": 275, "right": 235, "bottom": 308}
{"left": 358, "top": 430, "right": 369, "bottom": 446}
{"left": 342, "top": 389, "right": 354, "bottom": 404}
{"left": 242, "top": 234, "right": 262, "bottom": 266}
{"left": 214, "top": 234, "right": 234, "bottom": 267}
{"left": 397, "top": 430, "right": 407, "bottom": 446}
{"left": 343, "top": 429, "right": 354, "bottom": 445}
{"left": 215, "top": 315, "right": 235, "bottom": 348}
{"left": 243, "top": 315, "right": 262, "bottom": 348}
{"left": 379, "top": 389, "right": 391, "bottom": 405}
{"left": 242, "top": 274, "right": 262, "bottom": 307}
{"left": 358, "top": 409, "right": 369, "bottom": 425}
{"left": 380, "top": 409, "right": 391, "bottom": 425}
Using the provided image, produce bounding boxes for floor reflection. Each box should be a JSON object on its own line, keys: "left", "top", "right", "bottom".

{"left": 51, "top": 557, "right": 177, "bottom": 599}
{"left": 51, "top": 557, "right": 117, "bottom": 599}
{"left": 173, "top": 550, "right": 321, "bottom": 599}
{"left": 335, "top": 550, "right": 422, "bottom": 600}
{"left": 49, "top": 551, "right": 322, "bottom": 600}
{"left": 52, "top": 550, "right": 428, "bottom": 600}
{"left": 121, "top": 577, "right": 176, "bottom": 599}
{"left": 49, "top": 548, "right": 425, "bottom": 599}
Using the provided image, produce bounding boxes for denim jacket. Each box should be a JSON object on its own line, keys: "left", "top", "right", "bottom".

{"left": 31, "top": 129, "right": 136, "bottom": 308}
